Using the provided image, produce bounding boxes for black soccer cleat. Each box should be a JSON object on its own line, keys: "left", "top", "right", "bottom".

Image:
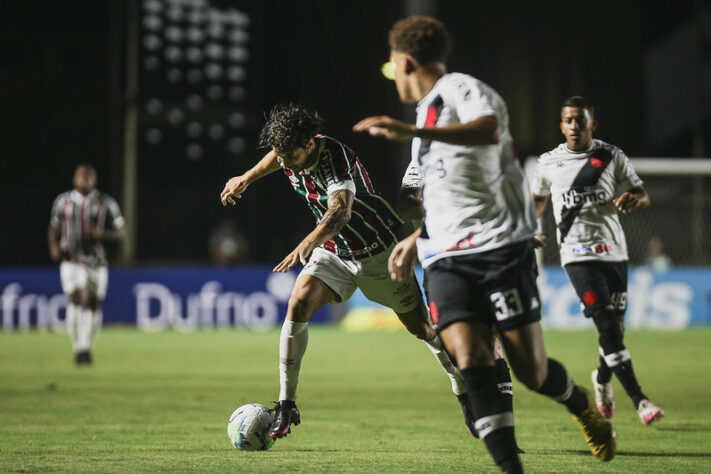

{"left": 269, "top": 400, "right": 301, "bottom": 439}
{"left": 74, "top": 351, "right": 92, "bottom": 366}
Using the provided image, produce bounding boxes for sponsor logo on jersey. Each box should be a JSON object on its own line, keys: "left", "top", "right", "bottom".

{"left": 570, "top": 244, "right": 613, "bottom": 255}
{"left": 318, "top": 150, "right": 335, "bottom": 184}
{"left": 447, "top": 235, "right": 476, "bottom": 251}
{"left": 562, "top": 188, "right": 607, "bottom": 207}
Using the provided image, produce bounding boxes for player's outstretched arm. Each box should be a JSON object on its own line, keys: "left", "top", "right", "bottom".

{"left": 354, "top": 115, "right": 499, "bottom": 146}
{"left": 220, "top": 150, "right": 281, "bottom": 206}
{"left": 352, "top": 116, "right": 416, "bottom": 141}
{"left": 388, "top": 227, "right": 421, "bottom": 282}
{"left": 273, "top": 189, "right": 354, "bottom": 273}
{"left": 613, "top": 186, "right": 650, "bottom": 214}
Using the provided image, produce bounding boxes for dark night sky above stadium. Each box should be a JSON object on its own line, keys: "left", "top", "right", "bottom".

{"left": 1, "top": 0, "right": 707, "bottom": 265}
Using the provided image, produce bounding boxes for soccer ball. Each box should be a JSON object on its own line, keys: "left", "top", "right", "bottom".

{"left": 227, "top": 403, "right": 276, "bottom": 451}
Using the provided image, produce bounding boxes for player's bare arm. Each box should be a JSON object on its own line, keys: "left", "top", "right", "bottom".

{"left": 85, "top": 226, "right": 126, "bottom": 242}
{"left": 221, "top": 150, "right": 281, "bottom": 206}
{"left": 613, "top": 186, "right": 650, "bottom": 214}
{"left": 388, "top": 227, "right": 421, "bottom": 282}
{"left": 397, "top": 187, "right": 424, "bottom": 220}
{"left": 530, "top": 194, "right": 550, "bottom": 248}
{"left": 354, "top": 115, "right": 499, "bottom": 146}
{"left": 273, "top": 189, "right": 354, "bottom": 273}
{"left": 47, "top": 225, "right": 61, "bottom": 262}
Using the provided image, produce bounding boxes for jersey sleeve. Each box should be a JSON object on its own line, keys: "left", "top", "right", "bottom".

{"left": 323, "top": 140, "right": 356, "bottom": 196}
{"left": 401, "top": 157, "right": 422, "bottom": 189}
{"left": 613, "top": 148, "right": 643, "bottom": 191}
{"left": 530, "top": 157, "right": 552, "bottom": 196}
{"left": 104, "top": 196, "right": 125, "bottom": 230}
{"left": 451, "top": 76, "right": 498, "bottom": 123}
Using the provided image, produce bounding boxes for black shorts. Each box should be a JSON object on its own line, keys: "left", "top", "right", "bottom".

{"left": 425, "top": 239, "right": 542, "bottom": 332}
{"left": 564, "top": 261, "right": 628, "bottom": 317}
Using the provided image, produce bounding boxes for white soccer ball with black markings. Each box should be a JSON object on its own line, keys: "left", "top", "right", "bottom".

{"left": 227, "top": 403, "right": 276, "bottom": 451}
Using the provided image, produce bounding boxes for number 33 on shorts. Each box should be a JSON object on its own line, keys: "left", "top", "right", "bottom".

{"left": 490, "top": 288, "right": 525, "bottom": 321}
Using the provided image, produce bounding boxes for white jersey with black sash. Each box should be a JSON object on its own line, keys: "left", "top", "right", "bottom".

{"left": 531, "top": 138, "right": 643, "bottom": 265}
{"left": 411, "top": 72, "right": 537, "bottom": 268}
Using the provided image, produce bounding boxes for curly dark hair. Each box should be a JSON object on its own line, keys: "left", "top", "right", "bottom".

{"left": 258, "top": 104, "right": 325, "bottom": 151}
{"left": 388, "top": 16, "right": 452, "bottom": 65}
{"left": 562, "top": 95, "right": 595, "bottom": 119}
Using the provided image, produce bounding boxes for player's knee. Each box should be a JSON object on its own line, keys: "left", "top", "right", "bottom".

{"left": 87, "top": 296, "right": 101, "bottom": 311}
{"left": 287, "top": 292, "right": 317, "bottom": 322}
{"left": 68, "top": 290, "right": 82, "bottom": 305}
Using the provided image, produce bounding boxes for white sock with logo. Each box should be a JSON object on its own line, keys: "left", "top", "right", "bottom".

{"left": 65, "top": 303, "right": 81, "bottom": 352}
{"left": 278, "top": 320, "right": 309, "bottom": 401}
{"left": 425, "top": 335, "right": 467, "bottom": 396}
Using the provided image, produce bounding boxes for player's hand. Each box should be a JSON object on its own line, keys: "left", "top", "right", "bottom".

{"left": 83, "top": 225, "right": 103, "bottom": 242}
{"left": 273, "top": 242, "right": 313, "bottom": 273}
{"left": 388, "top": 235, "right": 418, "bottom": 281}
{"left": 49, "top": 245, "right": 61, "bottom": 263}
{"left": 613, "top": 192, "right": 641, "bottom": 214}
{"left": 353, "top": 116, "right": 416, "bottom": 141}
{"left": 221, "top": 175, "right": 250, "bottom": 206}
{"left": 532, "top": 233, "right": 546, "bottom": 249}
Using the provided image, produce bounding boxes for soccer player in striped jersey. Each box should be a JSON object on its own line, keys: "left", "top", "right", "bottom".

{"left": 220, "top": 104, "right": 471, "bottom": 441}
{"left": 355, "top": 16, "right": 616, "bottom": 472}
{"left": 48, "top": 164, "right": 125, "bottom": 365}
{"left": 531, "top": 96, "right": 664, "bottom": 425}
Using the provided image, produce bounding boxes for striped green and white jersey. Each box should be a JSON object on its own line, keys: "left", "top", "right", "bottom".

{"left": 50, "top": 189, "right": 124, "bottom": 267}
{"left": 277, "top": 135, "right": 402, "bottom": 259}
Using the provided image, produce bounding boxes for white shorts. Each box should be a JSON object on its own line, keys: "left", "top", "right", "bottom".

{"left": 300, "top": 246, "right": 421, "bottom": 313}
{"left": 60, "top": 261, "right": 109, "bottom": 299}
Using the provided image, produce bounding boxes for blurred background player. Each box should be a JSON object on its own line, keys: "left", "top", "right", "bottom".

{"left": 220, "top": 104, "right": 472, "bottom": 441}
{"left": 531, "top": 96, "right": 664, "bottom": 425}
{"left": 355, "top": 16, "right": 616, "bottom": 472}
{"left": 48, "top": 164, "right": 125, "bottom": 365}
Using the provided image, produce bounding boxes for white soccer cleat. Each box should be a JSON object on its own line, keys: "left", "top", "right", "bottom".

{"left": 591, "top": 369, "right": 615, "bottom": 419}
{"left": 637, "top": 399, "right": 664, "bottom": 425}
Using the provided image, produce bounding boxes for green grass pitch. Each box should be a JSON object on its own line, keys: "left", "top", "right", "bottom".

{"left": 1, "top": 327, "right": 710, "bottom": 473}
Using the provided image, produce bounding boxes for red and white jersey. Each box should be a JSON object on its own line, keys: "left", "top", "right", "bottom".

{"left": 412, "top": 73, "right": 537, "bottom": 268}
{"left": 531, "top": 138, "right": 643, "bottom": 265}
{"left": 277, "top": 135, "right": 402, "bottom": 259}
{"left": 50, "top": 189, "right": 124, "bottom": 267}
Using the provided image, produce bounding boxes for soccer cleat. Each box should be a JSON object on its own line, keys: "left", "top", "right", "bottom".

{"left": 457, "top": 394, "right": 478, "bottom": 438}
{"left": 637, "top": 399, "right": 664, "bottom": 425}
{"left": 269, "top": 400, "right": 300, "bottom": 439}
{"left": 591, "top": 369, "right": 615, "bottom": 419}
{"left": 571, "top": 386, "right": 616, "bottom": 462}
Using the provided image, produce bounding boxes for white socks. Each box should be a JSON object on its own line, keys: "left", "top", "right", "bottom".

{"left": 278, "top": 320, "right": 309, "bottom": 401}
{"left": 424, "top": 335, "right": 467, "bottom": 396}
{"left": 67, "top": 304, "right": 102, "bottom": 353}
{"left": 66, "top": 303, "right": 81, "bottom": 352}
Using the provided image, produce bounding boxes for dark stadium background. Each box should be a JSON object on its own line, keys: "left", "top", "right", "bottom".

{"left": 1, "top": 0, "right": 707, "bottom": 266}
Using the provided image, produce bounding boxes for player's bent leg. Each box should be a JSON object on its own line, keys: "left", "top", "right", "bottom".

{"left": 501, "top": 321, "right": 615, "bottom": 461}
{"left": 66, "top": 290, "right": 85, "bottom": 364}
{"left": 271, "top": 275, "right": 337, "bottom": 440}
{"left": 440, "top": 321, "right": 523, "bottom": 473}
